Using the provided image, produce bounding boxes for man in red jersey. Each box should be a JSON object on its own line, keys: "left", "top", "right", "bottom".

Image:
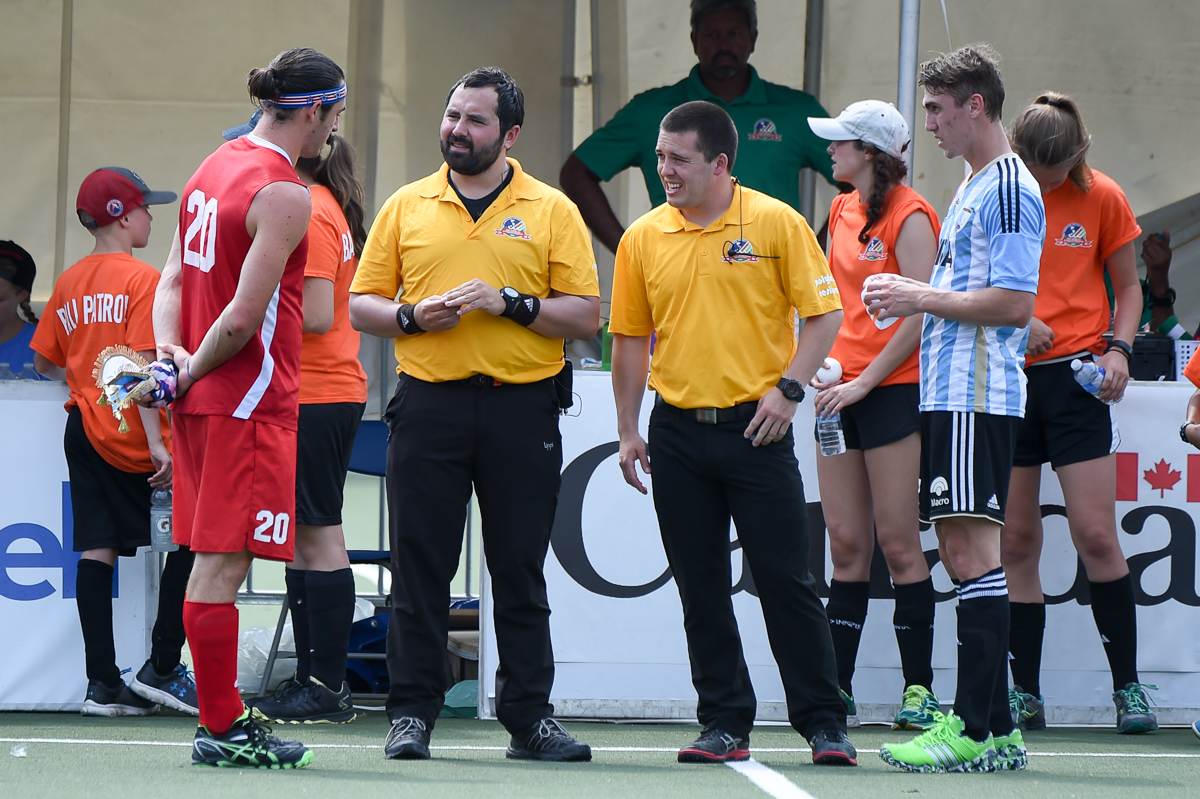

{"left": 150, "top": 47, "right": 346, "bottom": 769}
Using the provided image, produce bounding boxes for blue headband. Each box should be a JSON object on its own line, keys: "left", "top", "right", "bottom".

{"left": 269, "top": 84, "right": 347, "bottom": 108}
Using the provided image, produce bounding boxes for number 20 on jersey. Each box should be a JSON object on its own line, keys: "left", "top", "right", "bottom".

{"left": 183, "top": 189, "right": 218, "bottom": 273}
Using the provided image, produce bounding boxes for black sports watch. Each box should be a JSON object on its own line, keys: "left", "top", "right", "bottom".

{"left": 500, "top": 286, "right": 522, "bottom": 315}
{"left": 1147, "top": 287, "right": 1176, "bottom": 308}
{"left": 777, "top": 377, "right": 805, "bottom": 402}
{"left": 1105, "top": 339, "right": 1133, "bottom": 360}
{"left": 1181, "top": 422, "right": 1197, "bottom": 444}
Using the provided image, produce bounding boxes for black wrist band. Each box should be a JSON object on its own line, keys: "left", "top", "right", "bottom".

{"left": 1147, "top": 287, "right": 1176, "bottom": 308}
{"left": 500, "top": 289, "right": 541, "bottom": 327}
{"left": 396, "top": 304, "right": 424, "bottom": 335}
{"left": 1105, "top": 339, "right": 1133, "bottom": 360}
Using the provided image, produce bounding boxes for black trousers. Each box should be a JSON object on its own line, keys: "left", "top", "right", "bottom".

{"left": 648, "top": 407, "right": 846, "bottom": 740}
{"left": 383, "top": 374, "right": 562, "bottom": 733}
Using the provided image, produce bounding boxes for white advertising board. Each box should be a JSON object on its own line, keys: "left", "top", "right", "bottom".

{"left": 0, "top": 381, "right": 152, "bottom": 711}
{"left": 480, "top": 373, "right": 1200, "bottom": 724}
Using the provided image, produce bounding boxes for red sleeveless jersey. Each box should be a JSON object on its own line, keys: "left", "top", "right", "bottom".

{"left": 173, "top": 136, "right": 309, "bottom": 429}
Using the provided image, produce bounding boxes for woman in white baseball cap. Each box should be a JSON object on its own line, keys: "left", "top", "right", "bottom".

{"left": 807, "top": 100, "right": 942, "bottom": 731}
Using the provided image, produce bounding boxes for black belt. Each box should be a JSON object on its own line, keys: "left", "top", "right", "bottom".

{"left": 654, "top": 394, "right": 757, "bottom": 424}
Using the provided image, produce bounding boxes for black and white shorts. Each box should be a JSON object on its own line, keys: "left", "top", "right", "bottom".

{"left": 1015, "top": 358, "right": 1119, "bottom": 468}
{"left": 919, "top": 410, "right": 1020, "bottom": 525}
{"left": 64, "top": 406, "right": 153, "bottom": 556}
{"left": 295, "top": 401, "right": 365, "bottom": 527}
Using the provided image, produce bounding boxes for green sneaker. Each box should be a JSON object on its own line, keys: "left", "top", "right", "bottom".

{"left": 191, "top": 710, "right": 314, "bottom": 769}
{"left": 993, "top": 728, "right": 1028, "bottom": 771}
{"left": 840, "top": 689, "right": 861, "bottom": 729}
{"left": 1113, "top": 683, "right": 1158, "bottom": 734}
{"left": 1009, "top": 685, "right": 1046, "bottom": 730}
{"left": 893, "top": 685, "right": 940, "bottom": 730}
{"left": 879, "top": 712, "right": 996, "bottom": 773}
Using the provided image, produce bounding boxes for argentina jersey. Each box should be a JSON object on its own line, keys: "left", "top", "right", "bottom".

{"left": 920, "top": 154, "right": 1045, "bottom": 417}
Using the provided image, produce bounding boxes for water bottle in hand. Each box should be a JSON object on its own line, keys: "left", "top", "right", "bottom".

{"left": 817, "top": 410, "right": 846, "bottom": 456}
{"left": 1071, "top": 358, "right": 1118, "bottom": 405}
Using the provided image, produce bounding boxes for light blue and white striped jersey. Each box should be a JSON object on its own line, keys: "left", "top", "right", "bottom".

{"left": 920, "top": 154, "right": 1045, "bottom": 417}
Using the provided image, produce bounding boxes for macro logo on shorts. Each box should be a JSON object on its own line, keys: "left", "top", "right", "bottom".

{"left": 106, "top": 199, "right": 124, "bottom": 217}
{"left": 1054, "top": 223, "right": 1094, "bottom": 248}
{"left": 857, "top": 237, "right": 888, "bottom": 262}
{"left": 722, "top": 238, "right": 760, "bottom": 263}
{"left": 748, "top": 119, "right": 782, "bottom": 141}
{"left": 494, "top": 217, "right": 532, "bottom": 240}
{"left": 929, "top": 475, "right": 950, "bottom": 506}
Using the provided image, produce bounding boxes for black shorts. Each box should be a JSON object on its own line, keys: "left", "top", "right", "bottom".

{"left": 295, "top": 401, "right": 365, "bottom": 526}
{"left": 1015, "top": 359, "right": 1119, "bottom": 468}
{"left": 63, "top": 406, "right": 152, "bottom": 556}
{"left": 813, "top": 383, "right": 919, "bottom": 450}
{"left": 919, "top": 410, "right": 1020, "bottom": 526}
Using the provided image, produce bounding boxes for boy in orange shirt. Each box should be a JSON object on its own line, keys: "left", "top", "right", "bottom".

{"left": 32, "top": 167, "right": 197, "bottom": 717}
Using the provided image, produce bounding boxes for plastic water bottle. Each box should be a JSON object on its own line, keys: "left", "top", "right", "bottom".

{"left": 817, "top": 411, "right": 847, "bottom": 457}
{"left": 1071, "top": 359, "right": 1118, "bottom": 405}
{"left": 18, "top": 363, "right": 39, "bottom": 381}
{"left": 0, "top": 363, "right": 16, "bottom": 381}
{"left": 149, "top": 488, "right": 177, "bottom": 552}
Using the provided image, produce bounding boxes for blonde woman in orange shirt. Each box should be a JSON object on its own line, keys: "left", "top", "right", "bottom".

{"left": 808, "top": 101, "right": 940, "bottom": 730}
{"left": 1003, "top": 93, "right": 1154, "bottom": 735}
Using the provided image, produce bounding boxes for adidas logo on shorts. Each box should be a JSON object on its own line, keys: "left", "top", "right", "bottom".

{"left": 987, "top": 494, "right": 1000, "bottom": 511}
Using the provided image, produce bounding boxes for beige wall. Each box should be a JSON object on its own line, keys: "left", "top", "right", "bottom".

{"left": 6, "top": 1, "right": 1200, "bottom": 324}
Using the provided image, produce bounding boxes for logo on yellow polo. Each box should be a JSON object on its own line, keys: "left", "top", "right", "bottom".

{"left": 748, "top": 119, "right": 782, "bottom": 141}
{"left": 857, "top": 237, "right": 888, "bottom": 261}
{"left": 495, "top": 217, "right": 532, "bottom": 240}
{"left": 1054, "top": 223, "right": 1093, "bottom": 248}
{"left": 722, "top": 238, "right": 760, "bottom": 263}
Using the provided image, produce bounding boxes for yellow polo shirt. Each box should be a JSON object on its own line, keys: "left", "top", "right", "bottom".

{"left": 610, "top": 184, "right": 841, "bottom": 408}
{"left": 352, "top": 158, "right": 599, "bottom": 383}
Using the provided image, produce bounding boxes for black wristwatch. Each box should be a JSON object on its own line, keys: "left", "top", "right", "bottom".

{"left": 777, "top": 377, "right": 805, "bottom": 402}
{"left": 500, "top": 286, "right": 522, "bottom": 315}
{"left": 1181, "top": 422, "right": 1197, "bottom": 443}
{"left": 1147, "top": 287, "right": 1176, "bottom": 308}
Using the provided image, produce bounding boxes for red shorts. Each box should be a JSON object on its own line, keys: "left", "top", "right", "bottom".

{"left": 173, "top": 413, "right": 297, "bottom": 561}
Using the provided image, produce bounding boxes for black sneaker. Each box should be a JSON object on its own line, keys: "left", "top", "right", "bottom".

{"left": 130, "top": 660, "right": 199, "bottom": 716}
{"left": 384, "top": 716, "right": 431, "bottom": 760}
{"left": 677, "top": 727, "right": 749, "bottom": 763}
{"left": 1114, "top": 683, "right": 1159, "bottom": 734}
{"left": 809, "top": 729, "right": 858, "bottom": 766}
{"left": 191, "top": 711, "right": 313, "bottom": 769}
{"left": 248, "top": 677, "right": 355, "bottom": 724}
{"left": 244, "top": 677, "right": 304, "bottom": 714}
{"left": 506, "top": 718, "right": 592, "bottom": 762}
{"left": 81, "top": 680, "right": 159, "bottom": 717}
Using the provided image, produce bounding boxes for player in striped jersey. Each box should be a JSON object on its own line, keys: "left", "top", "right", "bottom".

{"left": 867, "top": 45, "right": 1044, "bottom": 774}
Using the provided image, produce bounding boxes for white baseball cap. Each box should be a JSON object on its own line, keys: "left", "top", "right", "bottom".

{"left": 808, "top": 100, "right": 910, "bottom": 160}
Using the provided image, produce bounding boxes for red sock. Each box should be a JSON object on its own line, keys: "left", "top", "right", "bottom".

{"left": 183, "top": 600, "right": 245, "bottom": 734}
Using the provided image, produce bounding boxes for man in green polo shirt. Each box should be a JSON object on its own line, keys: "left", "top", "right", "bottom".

{"left": 560, "top": 0, "right": 840, "bottom": 254}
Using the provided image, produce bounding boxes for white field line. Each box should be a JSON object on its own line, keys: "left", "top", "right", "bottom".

{"left": 727, "top": 758, "right": 818, "bottom": 799}
{"left": 3, "top": 738, "right": 1200, "bottom": 758}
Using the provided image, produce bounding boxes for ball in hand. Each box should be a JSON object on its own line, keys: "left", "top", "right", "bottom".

{"left": 816, "top": 357, "right": 842, "bottom": 384}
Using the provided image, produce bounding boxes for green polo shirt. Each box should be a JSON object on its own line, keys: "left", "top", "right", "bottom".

{"left": 574, "top": 65, "right": 837, "bottom": 212}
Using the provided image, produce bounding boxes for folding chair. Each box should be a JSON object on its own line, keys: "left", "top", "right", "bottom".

{"left": 257, "top": 420, "right": 392, "bottom": 696}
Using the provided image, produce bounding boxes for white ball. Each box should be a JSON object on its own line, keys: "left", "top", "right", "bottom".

{"left": 816, "top": 357, "right": 842, "bottom": 384}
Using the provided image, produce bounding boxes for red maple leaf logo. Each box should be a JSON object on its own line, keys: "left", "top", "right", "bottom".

{"left": 1144, "top": 459, "right": 1182, "bottom": 498}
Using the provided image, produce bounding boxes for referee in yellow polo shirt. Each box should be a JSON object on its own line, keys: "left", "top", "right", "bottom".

{"left": 348, "top": 67, "right": 599, "bottom": 763}
{"left": 610, "top": 100, "right": 855, "bottom": 766}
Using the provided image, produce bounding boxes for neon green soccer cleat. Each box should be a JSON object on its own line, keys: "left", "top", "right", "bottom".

{"left": 893, "top": 685, "right": 940, "bottom": 730}
{"left": 879, "top": 711, "right": 996, "bottom": 773}
{"left": 993, "top": 728, "right": 1028, "bottom": 771}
